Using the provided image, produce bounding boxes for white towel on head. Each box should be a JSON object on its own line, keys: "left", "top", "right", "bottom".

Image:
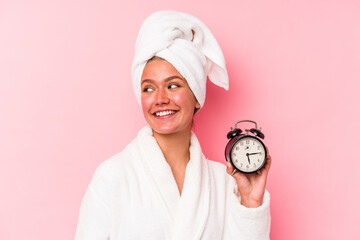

{"left": 131, "top": 10, "right": 229, "bottom": 108}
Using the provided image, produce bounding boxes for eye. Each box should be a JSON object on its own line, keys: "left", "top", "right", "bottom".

{"left": 168, "top": 83, "right": 180, "bottom": 89}
{"left": 143, "top": 87, "right": 154, "bottom": 92}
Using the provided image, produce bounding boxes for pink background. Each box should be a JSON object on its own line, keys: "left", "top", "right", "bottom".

{"left": 1, "top": 0, "right": 359, "bottom": 239}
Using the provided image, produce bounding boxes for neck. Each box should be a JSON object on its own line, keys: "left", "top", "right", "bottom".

{"left": 153, "top": 128, "right": 192, "bottom": 167}
{"left": 153, "top": 127, "right": 192, "bottom": 195}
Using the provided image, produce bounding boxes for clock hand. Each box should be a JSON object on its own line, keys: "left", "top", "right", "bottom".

{"left": 247, "top": 152, "right": 261, "bottom": 156}
{"left": 246, "top": 153, "right": 251, "bottom": 164}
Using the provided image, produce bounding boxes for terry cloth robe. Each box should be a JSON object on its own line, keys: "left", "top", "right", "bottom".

{"left": 75, "top": 126, "right": 271, "bottom": 240}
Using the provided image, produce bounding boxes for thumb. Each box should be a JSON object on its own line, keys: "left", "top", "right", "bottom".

{"left": 226, "top": 161, "right": 234, "bottom": 175}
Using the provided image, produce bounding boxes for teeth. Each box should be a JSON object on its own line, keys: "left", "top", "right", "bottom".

{"left": 156, "top": 110, "right": 175, "bottom": 116}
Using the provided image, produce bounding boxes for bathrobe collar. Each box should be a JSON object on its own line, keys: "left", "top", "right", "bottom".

{"left": 136, "top": 126, "right": 210, "bottom": 239}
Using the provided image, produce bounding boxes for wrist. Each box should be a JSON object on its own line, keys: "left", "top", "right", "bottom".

{"left": 240, "top": 197, "right": 263, "bottom": 208}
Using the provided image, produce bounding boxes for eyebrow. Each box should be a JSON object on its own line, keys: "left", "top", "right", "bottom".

{"left": 141, "top": 75, "right": 185, "bottom": 84}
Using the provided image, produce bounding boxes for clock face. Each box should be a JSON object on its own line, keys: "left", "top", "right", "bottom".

{"left": 231, "top": 136, "right": 267, "bottom": 173}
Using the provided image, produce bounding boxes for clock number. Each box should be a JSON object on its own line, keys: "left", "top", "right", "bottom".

{"left": 240, "top": 163, "right": 243, "bottom": 167}
{"left": 240, "top": 142, "right": 244, "bottom": 146}
{"left": 253, "top": 141, "right": 255, "bottom": 145}
{"left": 258, "top": 159, "right": 260, "bottom": 162}
{"left": 253, "top": 163, "right": 256, "bottom": 167}
{"left": 233, "top": 153, "right": 236, "bottom": 157}
{"left": 257, "top": 146, "right": 260, "bottom": 150}
{"left": 246, "top": 165, "right": 249, "bottom": 169}
{"left": 236, "top": 147, "right": 239, "bottom": 150}
{"left": 246, "top": 140, "right": 250, "bottom": 144}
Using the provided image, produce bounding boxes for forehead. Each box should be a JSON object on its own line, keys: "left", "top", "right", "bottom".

{"left": 141, "top": 59, "right": 184, "bottom": 82}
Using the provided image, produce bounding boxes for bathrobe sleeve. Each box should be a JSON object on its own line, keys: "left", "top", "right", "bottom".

{"left": 75, "top": 161, "right": 113, "bottom": 240}
{"left": 224, "top": 179, "right": 271, "bottom": 240}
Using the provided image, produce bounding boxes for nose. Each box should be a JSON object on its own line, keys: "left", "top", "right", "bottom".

{"left": 155, "top": 87, "right": 170, "bottom": 105}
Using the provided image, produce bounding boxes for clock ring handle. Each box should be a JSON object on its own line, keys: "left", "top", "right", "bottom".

{"left": 233, "top": 120, "right": 259, "bottom": 130}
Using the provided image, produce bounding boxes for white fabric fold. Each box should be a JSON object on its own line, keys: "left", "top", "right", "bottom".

{"left": 131, "top": 10, "right": 229, "bottom": 108}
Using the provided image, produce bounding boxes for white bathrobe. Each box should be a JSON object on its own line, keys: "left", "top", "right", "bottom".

{"left": 75, "top": 126, "right": 271, "bottom": 240}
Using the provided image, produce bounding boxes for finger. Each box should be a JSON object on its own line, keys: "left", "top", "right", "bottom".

{"left": 265, "top": 145, "right": 270, "bottom": 155}
{"left": 263, "top": 153, "right": 272, "bottom": 173}
{"left": 264, "top": 145, "right": 271, "bottom": 168}
{"left": 226, "top": 161, "right": 233, "bottom": 175}
{"left": 226, "top": 162, "right": 242, "bottom": 178}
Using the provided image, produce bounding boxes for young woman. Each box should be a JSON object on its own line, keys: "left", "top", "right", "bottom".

{"left": 75, "top": 10, "right": 271, "bottom": 240}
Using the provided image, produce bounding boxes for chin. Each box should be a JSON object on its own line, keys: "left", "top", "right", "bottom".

{"left": 151, "top": 123, "right": 191, "bottom": 136}
{"left": 152, "top": 126, "right": 178, "bottom": 135}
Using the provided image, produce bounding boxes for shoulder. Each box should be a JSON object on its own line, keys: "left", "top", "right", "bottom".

{"left": 207, "top": 159, "right": 226, "bottom": 172}
{"left": 206, "top": 159, "right": 230, "bottom": 181}
{"left": 89, "top": 126, "right": 155, "bottom": 187}
{"left": 89, "top": 137, "right": 140, "bottom": 189}
{"left": 207, "top": 159, "right": 236, "bottom": 186}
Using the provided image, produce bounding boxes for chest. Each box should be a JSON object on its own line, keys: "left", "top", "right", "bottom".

{"left": 107, "top": 161, "right": 229, "bottom": 239}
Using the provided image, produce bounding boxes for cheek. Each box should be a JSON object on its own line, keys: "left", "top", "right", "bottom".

{"left": 141, "top": 95, "right": 152, "bottom": 114}
{"left": 172, "top": 91, "right": 196, "bottom": 111}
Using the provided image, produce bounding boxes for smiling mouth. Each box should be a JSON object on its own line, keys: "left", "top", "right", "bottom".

{"left": 154, "top": 110, "right": 177, "bottom": 117}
